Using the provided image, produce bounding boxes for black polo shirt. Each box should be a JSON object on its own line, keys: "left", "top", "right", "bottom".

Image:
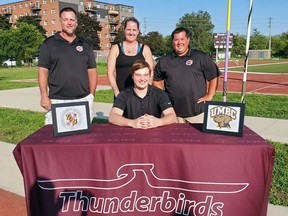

{"left": 38, "top": 32, "right": 96, "bottom": 100}
{"left": 113, "top": 85, "right": 173, "bottom": 119}
{"left": 154, "top": 48, "right": 221, "bottom": 117}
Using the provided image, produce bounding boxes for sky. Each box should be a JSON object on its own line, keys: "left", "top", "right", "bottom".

{"left": 1, "top": 0, "right": 287, "bottom": 37}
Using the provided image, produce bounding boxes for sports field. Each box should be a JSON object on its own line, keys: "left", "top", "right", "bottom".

{"left": 216, "top": 60, "right": 288, "bottom": 95}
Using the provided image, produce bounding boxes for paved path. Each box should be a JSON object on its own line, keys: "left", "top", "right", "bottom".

{"left": 0, "top": 85, "right": 287, "bottom": 216}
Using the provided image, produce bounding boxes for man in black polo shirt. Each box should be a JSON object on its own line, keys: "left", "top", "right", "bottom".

{"left": 153, "top": 27, "right": 221, "bottom": 123}
{"left": 38, "top": 7, "right": 97, "bottom": 124}
{"left": 109, "top": 60, "right": 177, "bottom": 129}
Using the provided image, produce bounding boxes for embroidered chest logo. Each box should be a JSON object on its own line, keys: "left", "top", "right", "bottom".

{"left": 186, "top": 59, "right": 193, "bottom": 66}
{"left": 76, "top": 46, "right": 83, "bottom": 52}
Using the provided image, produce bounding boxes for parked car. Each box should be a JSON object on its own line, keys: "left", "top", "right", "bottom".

{"left": 2, "top": 58, "right": 17, "bottom": 67}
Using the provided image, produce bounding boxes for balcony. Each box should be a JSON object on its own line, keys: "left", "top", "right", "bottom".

{"left": 31, "top": 4, "right": 41, "bottom": 11}
{"left": 32, "top": 14, "right": 42, "bottom": 21}
{"left": 2, "top": 8, "right": 12, "bottom": 16}
{"left": 109, "top": 29, "right": 118, "bottom": 34}
{"left": 108, "top": 10, "right": 118, "bottom": 15}
{"left": 85, "top": 6, "right": 97, "bottom": 13}
{"left": 109, "top": 18, "right": 119, "bottom": 25}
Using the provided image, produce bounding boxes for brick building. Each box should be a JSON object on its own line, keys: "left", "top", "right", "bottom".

{"left": 0, "top": 0, "right": 134, "bottom": 51}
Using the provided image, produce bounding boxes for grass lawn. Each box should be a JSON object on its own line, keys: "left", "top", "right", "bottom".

{"left": 0, "top": 61, "right": 288, "bottom": 207}
{"left": 229, "top": 62, "right": 288, "bottom": 73}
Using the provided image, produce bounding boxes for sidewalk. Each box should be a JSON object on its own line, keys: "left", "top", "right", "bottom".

{"left": 0, "top": 86, "right": 287, "bottom": 215}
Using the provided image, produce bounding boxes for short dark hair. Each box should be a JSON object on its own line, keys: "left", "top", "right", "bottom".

{"left": 59, "top": 7, "right": 77, "bottom": 17}
{"left": 124, "top": 17, "right": 140, "bottom": 29}
{"left": 131, "top": 60, "right": 151, "bottom": 76}
{"left": 171, "top": 27, "right": 190, "bottom": 40}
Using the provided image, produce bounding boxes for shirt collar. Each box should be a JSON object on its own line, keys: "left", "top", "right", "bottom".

{"left": 54, "top": 32, "right": 81, "bottom": 44}
{"left": 171, "top": 47, "right": 192, "bottom": 58}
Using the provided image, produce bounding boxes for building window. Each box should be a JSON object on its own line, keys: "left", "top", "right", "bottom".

{"left": 104, "top": 5, "right": 108, "bottom": 9}
{"left": 105, "top": 43, "right": 109, "bottom": 47}
{"left": 105, "top": 34, "right": 108, "bottom": 38}
{"left": 105, "top": 24, "right": 108, "bottom": 29}
{"left": 43, "top": 10, "right": 47, "bottom": 15}
{"left": 43, "top": 0, "right": 47, "bottom": 5}
{"left": 98, "top": 33, "right": 101, "bottom": 38}
{"left": 51, "top": 9, "right": 56, "bottom": 14}
{"left": 25, "top": 3, "right": 28, "bottom": 7}
{"left": 51, "top": 19, "right": 56, "bottom": 24}
{"left": 96, "top": 4, "right": 100, "bottom": 8}
{"left": 44, "top": 20, "right": 48, "bottom": 25}
{"left": 50, "top": 0, "right": 55, "bottom": 3}
{"left": 128, "top": 8, "right": 132, "bottom": 12}
{"left": 19, "top": 4, "right": 23, "bottom": 8}
{"left": 96, "top": 14, "right": 100, "bottom": 19}
{"left": 14, "top": 15, "right": 17, "bottom": 19}
{"left": 52, "top": 30, "right": 57, "bottom": 35}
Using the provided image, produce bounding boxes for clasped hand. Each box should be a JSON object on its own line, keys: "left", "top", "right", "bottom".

{"left": 134, "top": 114, "right": 159, "bottom": 129}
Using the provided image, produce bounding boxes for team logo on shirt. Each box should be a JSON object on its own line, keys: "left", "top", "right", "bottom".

{"left": 186, "top": 59, "right": 193, "bottom": 66}
{"left": 76, "top": 46, "right": 83, "bottom": 52}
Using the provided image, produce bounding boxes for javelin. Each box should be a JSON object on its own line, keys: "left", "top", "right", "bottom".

{"left": 241, "top": 0, "right": 253, "bottom": 103}
{"left": 223, "top": 0, "right": 232, "bottom": 102}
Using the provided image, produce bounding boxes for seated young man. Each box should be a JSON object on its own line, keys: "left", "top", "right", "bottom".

{"left": 109, "top": 59, "right": 177, "bottom": 129}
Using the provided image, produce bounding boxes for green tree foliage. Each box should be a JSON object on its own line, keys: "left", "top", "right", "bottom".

{"left": 76, "top": 13, "right": 102, "bottom": 50}
{"left": 231, "top": 34, "right": 246, "bottom": 57}
{"left": 0, "top": 15, "right": 11, "bottom": 30}
{"left": 17, "top": 15, "right": 46, "bottom": 37}
{"left": 10, "top": 23, "right": 45, "bottom": 64}
{"left": 250, "top": 28, "right": 268, "bottom": 50}
{"left": 272, "top": 32, "right": 288, "bottom": 57}
{"left": 176, "top": 10, "right": 214, "bottom": 53}
{"left": 141, "top": 31, "right": 166, "bottom": 56}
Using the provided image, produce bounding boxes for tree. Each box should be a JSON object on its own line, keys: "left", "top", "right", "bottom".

{"left": 10, "top": 22, "right": 45, "bottom": 65}
{"left": 176, "top": 10, "right": 214, "bottom": 53}
{"left": 0, "top": 15, "right": 11, "bottom": 30}
{"left": 76, "top": 13, "right": 102, "bottom": 50}
{"left": 141, "top": 31, "right": 166, "bottom": 56}
{"left": 272, "top": 32, "right": 288, "bottom": 57}
{"left": 231, "top": 34, "right": 246, "bottom": 57}
{"left": 17, "top": 15, "right": 46, "bottom": 37}
{"left": 250, "top": 29, "right": 268, "bottom": 50}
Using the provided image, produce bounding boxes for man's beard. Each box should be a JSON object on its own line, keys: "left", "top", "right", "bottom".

{"left": 63, "top": 29, "right": 75, "bottom": 36}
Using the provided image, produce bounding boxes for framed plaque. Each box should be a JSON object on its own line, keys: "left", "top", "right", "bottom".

{"left": 203, "top": 101, "right": 245, "bottom": 137}
{"left": 51, "top": 101, "right": 91, "bottom": 137}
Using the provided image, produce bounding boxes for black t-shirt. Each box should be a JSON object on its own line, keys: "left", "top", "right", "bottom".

{"left": 154, "top": 49, "right": 221, "bottom": 117}
{"left": 38, "top": 33, "right": 96, "bottom": 99}
{"left": 115, "top": 43, "right": 145, "bottom": 92}
{"left": 113, "top": 85, "right": 173, "bottom": 119}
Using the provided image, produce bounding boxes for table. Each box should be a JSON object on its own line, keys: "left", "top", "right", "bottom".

{"left": 13, "top": 123, "right": 275, "bottom": 216}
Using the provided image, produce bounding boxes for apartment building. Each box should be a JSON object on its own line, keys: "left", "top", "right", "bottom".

{"left": 0, "top": 0, "right": 134, "bottom": 51}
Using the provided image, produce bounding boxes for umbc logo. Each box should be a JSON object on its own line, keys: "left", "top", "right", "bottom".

{"left": 210, "top": 106, "right": 237, "bottom": 129}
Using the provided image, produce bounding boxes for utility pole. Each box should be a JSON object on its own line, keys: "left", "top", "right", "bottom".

{"left": 143, "top": 17, "right": 147, "bottom": 35}
{"left": 268, "top": 17, "right": 272, "bottom": 58}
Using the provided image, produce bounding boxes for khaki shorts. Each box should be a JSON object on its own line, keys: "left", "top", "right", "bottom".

{"left": 177, "top": 112, "right": 204, "bottom": 124}
{"left": 45, "top": 93, "right": 94, "bottom": 125}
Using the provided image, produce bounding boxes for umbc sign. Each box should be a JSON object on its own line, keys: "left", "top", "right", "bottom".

{"left": 37, "top": 163, "right": 249, "bottom": 215}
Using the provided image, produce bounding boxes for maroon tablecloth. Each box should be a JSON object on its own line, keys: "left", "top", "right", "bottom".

{"left": 13, "top": 123, "right": 275, "bottom": 216}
